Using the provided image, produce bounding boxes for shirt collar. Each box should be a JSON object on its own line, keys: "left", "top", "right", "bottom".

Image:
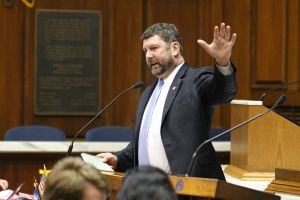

{"left": 162, "top": 61, "right": 185, "bottom": 86}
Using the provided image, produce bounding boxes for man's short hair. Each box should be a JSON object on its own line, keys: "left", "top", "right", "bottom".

{"left": 43, "top": 157, "right": 111, "bottom": 200}
{"left": 116, "top": 165, "right": 177, "bottom": 200}
{"left": 141, "top": 23, "right": 184, "bottom": 54}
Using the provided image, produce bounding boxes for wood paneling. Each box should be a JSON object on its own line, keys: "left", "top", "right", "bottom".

{"left": 21, "top": 0, "right": 143, "bottom": 137}
{"left": 198, "top": 0, "right": 223, "bottom": 67}
{"left": 224, "top": 0, "right": 252, "bottom": 99}
{"left": 1, "top": 153, "right": 59, "bottom": 193}
{"left": 0, "top": 0, "right": 25, "bottom": 136}
{"left": 287, "top": 0, "right": 300, "bottom": 87}
{"left": 0, "top": 0, "right": 299, "bottom": 139}
{"left": 197, "top": 0, "right": 224, "bottom": 127}
{"left": 252, "top": 0, "right": 287, "bottom": 86}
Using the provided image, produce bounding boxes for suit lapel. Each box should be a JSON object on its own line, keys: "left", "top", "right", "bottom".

{"left": 162, "top": 64, "right": 188, "bottom": 123}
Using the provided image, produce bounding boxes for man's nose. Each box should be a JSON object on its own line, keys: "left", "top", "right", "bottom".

{"left": 146, "top": 50, "right": 153, "bottom": 58}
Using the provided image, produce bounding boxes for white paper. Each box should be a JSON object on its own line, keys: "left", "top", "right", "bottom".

{"left": 81, "top": 153, "right": 114, "bottom": 172}
{"left": 0, "top": 190, "right": 14, "bottom": 200}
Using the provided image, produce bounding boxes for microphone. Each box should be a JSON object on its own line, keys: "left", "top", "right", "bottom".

{"left": 185, "top": 95, "right": 286, "bottom": 176}
{"left": 67, "top": 81, "right": 144, "bottom": 155}
{"left": 258, "top": 80, "right": 300, "bottom": 101}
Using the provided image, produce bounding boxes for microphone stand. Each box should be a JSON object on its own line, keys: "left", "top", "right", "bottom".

{"left": 67, "top": 82, "right": 144, "bottom": 155}
{"left": 185, "top": 95, "right": 286, "bottom": 177}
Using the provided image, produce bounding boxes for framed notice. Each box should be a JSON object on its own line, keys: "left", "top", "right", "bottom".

{"left": 34, "top": 9, "right": 102, "bottom": 115}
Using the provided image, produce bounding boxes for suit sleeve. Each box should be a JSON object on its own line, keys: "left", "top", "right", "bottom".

{"left": 195, "top": 62, "right": 237, "bottom": 106}
{"left": 115, "top": 141, "right": 135, "bottom": 172}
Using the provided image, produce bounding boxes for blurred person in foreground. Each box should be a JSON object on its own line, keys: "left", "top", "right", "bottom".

{"left": 116, "top": 165, "right": 177, "bottom": 200}
{"left": 43, "top": 157, "right": 111, "bottom": 200}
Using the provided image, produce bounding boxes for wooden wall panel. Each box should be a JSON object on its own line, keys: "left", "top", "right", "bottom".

{"left": 287, "top": 0, "right": 300, "bottom": 87}
{"left": 0, "top": 1, "right": 25, "bottom": 136}
{"left": 0, "top": 0, "right": 299, "bottom": 139}
{"left": 197, "top": 0, "right": 224, "bottom": 127}
{"left": 250, "top": 0, "right": 300, "bottom": 106}
{"left": 106, "top": 1, "right": 143, "bottom": 126}
{"left": 198, "top": 0, "right": 223, "bottom": 66}
{"left": 252, "top": 0, "right": 287, "bottom": 86}
{"left": 224, "top": 0, "right": 252, "bottom": 99}
{"left": 21, "top": 0, "right": 143, "bottom": 137}
{"left": 222, "top": 0, "right": 252, "bottom": 127}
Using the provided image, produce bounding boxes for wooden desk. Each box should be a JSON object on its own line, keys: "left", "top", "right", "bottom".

{"left": 0, "top": 141, "right": 129, "bottom": 193}
{"left": 0, "top": 141, "right": 229, "bottom": 193}
{"left": 103, "top": 172, "right": 280, "bottom": 200}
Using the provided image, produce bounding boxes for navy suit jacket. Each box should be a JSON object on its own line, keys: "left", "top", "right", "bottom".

{"left": 116, "top": 62, "right": 237, "bottom": 180}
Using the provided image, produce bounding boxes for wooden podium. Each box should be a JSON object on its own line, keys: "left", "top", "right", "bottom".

{"left": 266, "top": 168, "right": 300, "bottom": 196}
{"left": 102, "top": 172, "right": 280, "bottom": 200}
{"left": 225, "top": 100, "right": 300, "bottom": 180}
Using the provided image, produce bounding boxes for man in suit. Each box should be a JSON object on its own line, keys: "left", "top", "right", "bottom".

{"left": 98, "top": 22, "right": 237, "bottom": 180}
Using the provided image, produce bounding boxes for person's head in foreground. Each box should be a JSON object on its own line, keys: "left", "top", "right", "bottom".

{"left": 43, "top": 157, "right": 111, "bottom": 200}
{"left": 116, "top": 165, "right": 177, "bottom": 200}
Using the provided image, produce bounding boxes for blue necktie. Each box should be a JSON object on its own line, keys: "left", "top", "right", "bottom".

{"left": 138, "top": 80, "right": 164, "bottom": 165}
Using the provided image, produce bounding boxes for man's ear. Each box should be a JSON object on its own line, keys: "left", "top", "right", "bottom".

{"left": 171, "top": 42, "right": 181, "bottom": 57}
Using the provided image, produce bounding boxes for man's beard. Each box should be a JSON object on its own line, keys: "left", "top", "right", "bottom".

{"left": 148, "top": 55, "right": 175, "bottom": 77}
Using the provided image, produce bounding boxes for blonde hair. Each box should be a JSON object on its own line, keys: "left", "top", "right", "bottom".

{"left": 43, "top": 157, "right": 111, "bottom": 200}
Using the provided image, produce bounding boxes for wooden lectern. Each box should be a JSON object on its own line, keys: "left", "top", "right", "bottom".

{"left": 102, "top": 172, "right": 280, "bottom": 200}
{"left": 225, "top": 100, "right": 300, "bottom": 180}
{"left": 266, "top": 168, "right": 300, "bottom": 196}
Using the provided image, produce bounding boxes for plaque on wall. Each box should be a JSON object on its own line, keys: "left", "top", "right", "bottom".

{"left": 35, "top": 9, "right": 101, "bottom": 115}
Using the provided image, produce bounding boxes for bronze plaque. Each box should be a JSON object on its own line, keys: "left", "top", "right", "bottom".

{"left": 35, "top": 9, "right": 101, "bottom": 115}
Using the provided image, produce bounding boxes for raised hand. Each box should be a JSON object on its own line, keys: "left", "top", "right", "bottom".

{"left": 197, "top": 23, "right": 237, "bottom": 67}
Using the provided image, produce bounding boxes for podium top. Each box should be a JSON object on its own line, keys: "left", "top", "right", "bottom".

{"left": 231, "top": 99, "right": 263, "bottom": 105}
{"left": 102, "top": 172, "right": 280, "bottom": 200}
